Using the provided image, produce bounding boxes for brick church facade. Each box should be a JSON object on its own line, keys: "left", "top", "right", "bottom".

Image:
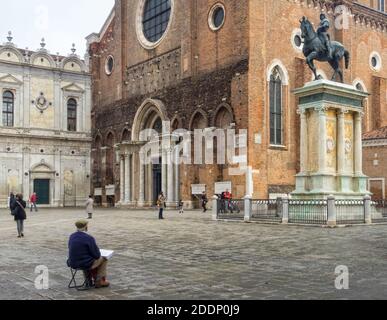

{"left": 87, "top": 0, "right": 387, "bottom": 207}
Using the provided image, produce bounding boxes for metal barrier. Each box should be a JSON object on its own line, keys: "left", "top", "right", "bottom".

{"left": 217, "top": 199, "right": 244, "bottom": 220}
{"left": 288, "top": 200, "right": 328, "bottom": 225}
{"left": 372, "top": 200, "right": 387, "bottom": 223}
{"left": 251, "top": 199, "right": 282, "bottom": 222}
{"left": 336, "top": 199, "right": 365, "bottom": 225}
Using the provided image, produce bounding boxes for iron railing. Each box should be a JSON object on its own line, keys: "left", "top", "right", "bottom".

{"left": 336, "top": 200, "right": 365, "bottom": 225}
{"left": 372, "top": 200, "right": 387, "bottom": 223}
{"left": 288, "top": 200, "right": 328, "bottom": 225}
{"left": 217, "top": 199, "right": 245, "bottom": 220}
{"left": 251, "top": 199, "right": 282, "bottom": 222}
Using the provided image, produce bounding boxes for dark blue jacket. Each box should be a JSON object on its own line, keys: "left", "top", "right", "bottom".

{"left": 68, "top": 232, "right": 101, "bottom": 270}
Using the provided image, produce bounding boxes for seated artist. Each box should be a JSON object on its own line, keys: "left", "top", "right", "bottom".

{"left": 67, "top": 220, "right": 110, "bottom": 288}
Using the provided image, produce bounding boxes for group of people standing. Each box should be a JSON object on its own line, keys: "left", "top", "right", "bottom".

{"left": 156, "top": 191, "right": 209, "bottom": 220}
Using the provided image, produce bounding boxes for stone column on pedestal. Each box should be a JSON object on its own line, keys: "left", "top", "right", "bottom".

{"left": 295, "top": 109, "right": 308, "bottom": 193}
{"left": 162, "top": 149, "right": 167, "bottom": 194}
{"left": 300, "top": 110, "right": 308, "bottom": 174}
{"left": 167, "top": 148, "right": 175, "bottom": 207}
{"left": 124, "top": 154, "right": 131, "bottom": 203}
{"left": 120, "top": 156, "right": 125, "bottom": 204}
{"left": 337, "top": 110, "right": 351, "bottom": 192}
{"left": 174, "top": 148, "right": 180, "bottom": 204}
{"left": 138, "top": 152, "right": 145, "bottom": 206}
{"left": 317, "top": 106, "right": 328, "bottom": 175}
{"left": 354, "top": 112, "right": 363, "bottom": 176}
{"left": 354, "top": 111, "right": 368, "bottom": 193}
{"left": 100, "top": 147, "right": 108, "bottom": 207}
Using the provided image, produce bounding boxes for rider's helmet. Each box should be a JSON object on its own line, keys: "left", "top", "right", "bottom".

{"left": 320, "top": 13, "right": 326, "bottom": 20}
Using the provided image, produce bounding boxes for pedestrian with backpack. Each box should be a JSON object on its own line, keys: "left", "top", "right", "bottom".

{"left": 11, "top": 193, "right": 27, "bottom": 238}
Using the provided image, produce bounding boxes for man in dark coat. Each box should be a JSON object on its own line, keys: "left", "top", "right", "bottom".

{"left": 10, "top": 193, "right": 27, "bottom": 238}
{"left": 67, "top": 220, "right": 110, "bottom": 288}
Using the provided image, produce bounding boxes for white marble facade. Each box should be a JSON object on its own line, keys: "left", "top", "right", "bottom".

{"left": 0, "top": 35, "right": 92, "bottom": 208}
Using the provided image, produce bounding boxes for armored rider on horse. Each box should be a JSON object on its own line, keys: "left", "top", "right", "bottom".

{"left": 300, "top": 14, "right": 350, "bottom": 83}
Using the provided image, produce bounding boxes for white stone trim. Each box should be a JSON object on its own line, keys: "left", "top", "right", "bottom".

{"left": 353, "top": 78, "right": 368, "bottom": 92}
{"left": 266, "top": 59, "right": 289, "bottom": 85}
{"left": 363, "top": 139, "right": 387, "bottom": 147}
{"left": 290, "top": 28, "right": 303, "bottom": 52}
{"left": 208, "top": 3, "right": 226, "bottom": 32}
{"left": 105, "top": 55, "right": 114, "bottom": 76}
{"left": 369, "top": 51, "right": 382, "bottom": 72}
{"left": 135, "top": 0, "right": 175, "bottom": 50}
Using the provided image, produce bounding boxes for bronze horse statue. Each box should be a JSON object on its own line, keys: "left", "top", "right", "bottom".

{"left": 300, "top": 16, "right": 350, "bottom": 83}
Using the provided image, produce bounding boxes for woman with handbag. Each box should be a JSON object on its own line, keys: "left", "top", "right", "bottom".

{"left": 10, "top": 193, "right": 27, "bottom": 238}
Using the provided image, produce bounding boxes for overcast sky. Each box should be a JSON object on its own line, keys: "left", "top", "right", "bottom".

{"left": 0, "top": 0, "right": 115, "bottom": 57}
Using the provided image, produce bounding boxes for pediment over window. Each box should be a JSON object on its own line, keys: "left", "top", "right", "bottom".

{"left": 61, "top": 83, "right": 85, "bottom": 93}
{"left": 0, "top": 74, "right": 23, "bottom": 85}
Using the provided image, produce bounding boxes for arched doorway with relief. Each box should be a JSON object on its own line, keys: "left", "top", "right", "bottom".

{"left": 130, "top": 98, "right": 178, "bottom": 207}
{"left": 30, "top": 163, "right": 55, "bottom": 206}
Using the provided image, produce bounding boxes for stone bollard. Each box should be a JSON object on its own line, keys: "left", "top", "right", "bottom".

{"left": 244, "top": 195, "right": 252, "bottom": 223}
{"left": 327, "top": 195, "right": 337, "bottom": 227}
{"left": 364, "top": 195, "right": 372, "bottom": 224}
{"left": 282, "top": 196, "right": 289, "bottom": 224}
{"left": 212, "top": 195, "right": 219, "bottom": 221}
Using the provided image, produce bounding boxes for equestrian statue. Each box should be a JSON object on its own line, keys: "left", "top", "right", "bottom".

{"left": 300, "top": 14, "right": 350, "bottom": 83}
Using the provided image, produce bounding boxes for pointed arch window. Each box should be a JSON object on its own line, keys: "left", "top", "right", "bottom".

{"left": 2, "top": 91, "right": 14, "bottom": 127}
{"left": 269, "top": 67, "right": 283, "bottom": 146}
{"left": 67, "top": 98, "right": 77, "bottom": 132}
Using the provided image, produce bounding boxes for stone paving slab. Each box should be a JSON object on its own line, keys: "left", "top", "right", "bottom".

{"left": 0, "top": 207, "right": 386, "bottom": 300}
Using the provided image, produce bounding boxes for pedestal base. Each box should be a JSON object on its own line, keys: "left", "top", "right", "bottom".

{"left": 293, "top": 173, "right": 370, "bottom": 200}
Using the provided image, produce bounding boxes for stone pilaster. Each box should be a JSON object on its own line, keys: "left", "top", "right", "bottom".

{"left": 138, "top": 152, "right": 145, "bottom": 206}
{"left": 124, "top": 154, "right": 131, "bottom": 203}
{"left": 120, "top": 156, "right": 125, "bottom": 204}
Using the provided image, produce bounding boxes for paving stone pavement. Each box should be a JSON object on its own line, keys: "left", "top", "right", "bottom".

{"left": 0, "top": 207, "right": 386, "bottom": 300}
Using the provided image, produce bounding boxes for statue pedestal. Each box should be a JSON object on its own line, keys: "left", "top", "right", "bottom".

{"left": 292, "top": 80, "right": 370, "bottom": 200}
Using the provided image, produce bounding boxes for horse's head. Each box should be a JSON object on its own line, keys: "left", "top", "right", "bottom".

{"left": 299, "top": 16, "right": 314, "bottom": 40}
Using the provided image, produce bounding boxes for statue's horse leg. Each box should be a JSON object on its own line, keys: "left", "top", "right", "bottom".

{"left": 306, "top": 51, "right": 319, "bottom": 80}
{"left": 329, "top": 58, "right": 343, "bottom": 83}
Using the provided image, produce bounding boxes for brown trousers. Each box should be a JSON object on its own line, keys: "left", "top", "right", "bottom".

{"left": 91, "top": 257, "right": 108, "bottom": 280}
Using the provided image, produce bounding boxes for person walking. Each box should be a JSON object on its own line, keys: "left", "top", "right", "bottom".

{"left": 157, "top": 192, "right": 166, "bottom": 220}
{"left": 11, "top": 194, "right": 27, "bottom": 238}
{"left": 29, "top": 192, "right": 38, "bottom": 213}
{"left": 178, "top": 200, "right": 184, "bottom": 214}
{"left": 201, "top": 192, "right": 208, "bottom": 213}
{"left": 85, "top": 195, "right": 94, "bottom": 220}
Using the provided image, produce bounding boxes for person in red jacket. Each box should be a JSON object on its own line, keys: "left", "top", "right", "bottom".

{"left": 224, "top": 189, "right": 232, "bottom": 213}
{"left": 30, "top": 192, "right": 38, "bottom": 213}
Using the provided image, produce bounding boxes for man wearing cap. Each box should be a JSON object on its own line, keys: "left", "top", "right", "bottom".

{"left": 67, "top": 220, "right": 110, "bottom": 288}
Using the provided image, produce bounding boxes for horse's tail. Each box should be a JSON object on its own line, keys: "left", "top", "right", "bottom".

{"left": 344, "top": 50, "right": 350, "bottom": 69}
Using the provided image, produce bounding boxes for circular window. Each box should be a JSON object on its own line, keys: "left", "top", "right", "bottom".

{"left": 291, "top": 29, "right": 303, "bottom": 51}
{"left": 294, "top": 35, "right": 302, "bottom": 48}
{"left": 209, "top": 3, "right": 226, "bottom": 31}
{"left": 370, "top": 52, "right": 382, "bottom": 72}
{"left": 356, "top": 83, "right": 364, "bottom": 92}
{"left": 136, "top": 0, "right": 173, "bottom": 49}
{"left": 105, "top": 56, "right": 114, "bottom": 75}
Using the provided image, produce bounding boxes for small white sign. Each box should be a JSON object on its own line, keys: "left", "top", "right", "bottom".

{"left": 94, "top": 188, "right": 102, "bottom": 196}
{"left": 192, "top": 184, "right": 206, "bottom": 195}
{"left": 106, "top": 185, "right": 115, "bottom": 196}
{"left": 215, "top": 181, "right": 232, "bottom": 194}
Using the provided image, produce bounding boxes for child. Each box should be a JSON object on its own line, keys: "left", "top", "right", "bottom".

{"left": 178, "top": 200, "right": 184, "bottom": 214}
